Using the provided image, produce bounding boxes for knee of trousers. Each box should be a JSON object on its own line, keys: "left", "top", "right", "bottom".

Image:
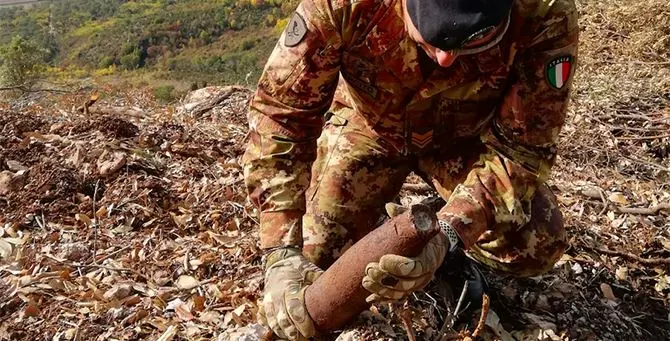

{"left": 469, "top": 185, "right": 567, "bottom": 277}
{"left": 302, "top": 198, "right": 387, "bottom": 269}
{"left": 301, "top": 208, "right": 358, "bottom": 269}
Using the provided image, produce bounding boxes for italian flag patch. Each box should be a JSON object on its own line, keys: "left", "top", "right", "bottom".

{"left": 546, "top": 56, "right": 574, "bottom": 89}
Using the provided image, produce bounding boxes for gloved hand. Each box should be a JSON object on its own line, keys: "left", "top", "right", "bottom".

{"left": 362, "top": 231, "right": 449, "bottom": 303}
{"left": 258, "top": 247, "right": 323, "bottom": 340}
{"left": 362, "top": 202, "right": 452, "bottom": 303}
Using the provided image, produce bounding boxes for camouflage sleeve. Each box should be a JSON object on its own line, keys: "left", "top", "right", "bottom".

{"left": 242, "top": 0, "right": 343, "bottom": 249}
{"left": 437, "top": 0, "right": 579, "bottom": 248}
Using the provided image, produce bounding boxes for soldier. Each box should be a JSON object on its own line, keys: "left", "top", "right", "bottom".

{"left": 243, "top": 0, "right": 579, "bottom": 339}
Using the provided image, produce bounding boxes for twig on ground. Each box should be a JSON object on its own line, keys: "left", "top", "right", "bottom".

{"left": 620, "top": 155, "right": 670, "bottom": 172}
{"left": 463, "top": 294, "right": 490, "bottom": 341}
{"left": 398, "top": 302, "right": 417, "bottom": 341}
{"left": 95, "top": 245, "right": 132, "bottom": 263}
{"left": 191, "top": 86, "right": 246, "bottom": 118}
{"left": 436, "top": 281, "right": 469, "bottom": 341}
{"left": 92, "top": 179, "right": 100, "bottom": 264}
{"left": 598, "top": 188, "right": 609, "bottom": 216}
{"left": 615, "top": 203, "right": 670, "bottom": 215}
{"left": 579, "top": 189, "right": 670, "bottom": 216}
{"left": 616, "top": 134, "right": 670, "bottom": 141}
{"left": 588, "top": 245, "right": 670, "bottom": 266}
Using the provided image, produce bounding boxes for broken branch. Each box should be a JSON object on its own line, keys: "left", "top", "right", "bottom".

{"left": 578, "top": 189, "right": 670, "bottom": 215}
{"left": 398, "top": 303, "right": 417, "bottom": 341}
{"left": 466, "top": 294, "right": 490, "bottom": 341}
{"left": 615, "top": 203, "right": 670, "bottom": 215}
{"left": 589, "top": 246, "right": 670, "bottom": 266}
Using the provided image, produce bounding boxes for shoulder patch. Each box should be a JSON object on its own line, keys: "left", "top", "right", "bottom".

{"left": 284, "top": 13, "right": 308, "bottom": 47}
{"left": 545, "top": 55, "right": 574, "bottom": 89}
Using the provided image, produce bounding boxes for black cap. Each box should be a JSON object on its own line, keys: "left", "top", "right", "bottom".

{"left": 407, "top": 0, "right": 514, "bottom": 51}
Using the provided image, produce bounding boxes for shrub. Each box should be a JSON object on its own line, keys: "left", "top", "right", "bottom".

{"left": 241, "top": 39, "right": 256, "bottom": 51}
{"left": 0, "top": 36, "right": 47, "bottom": 89}
{"left": 98, "top": 56, "right": 115, "bottom": 68}
{"left": 153, "top": 85, "right": 175, "bottom": 102}
{"left": 119, "top": 49, "right": 141, "bottom": 70}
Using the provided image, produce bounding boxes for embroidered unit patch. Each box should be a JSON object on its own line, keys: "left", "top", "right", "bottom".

{"left": 284, "top": 13, "right": 307, "bottom": 47}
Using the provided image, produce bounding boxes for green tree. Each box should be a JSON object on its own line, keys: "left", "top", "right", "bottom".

{"left": 119, "top": 49, "right": 141, "bottom": 70}
{"left": 0, "top": 36, "right": 46, "bottom": 90}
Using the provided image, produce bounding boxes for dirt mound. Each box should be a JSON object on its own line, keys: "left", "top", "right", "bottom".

{"left": 96, "top": 115, "right": 140, "bottom": 138}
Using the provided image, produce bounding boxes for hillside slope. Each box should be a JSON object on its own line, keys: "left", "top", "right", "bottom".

{"left": 0, "top": 0, "right": 297, "bottom": 85}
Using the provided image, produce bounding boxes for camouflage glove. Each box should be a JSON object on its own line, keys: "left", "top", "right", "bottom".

{"left": 362, "top": 231, "right": 449, "bottom": 303}
{"left": 362, "top": 203, "right": 457, "bottom": 303}
{"left": 258, "top": 247, "right": 323, "bottom": 340}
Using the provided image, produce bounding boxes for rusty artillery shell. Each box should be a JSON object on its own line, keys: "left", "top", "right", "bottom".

{"left": 304, "top": 204, "right": 439, "bottom": 332}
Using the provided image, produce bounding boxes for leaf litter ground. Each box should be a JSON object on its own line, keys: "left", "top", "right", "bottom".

{"left": 1, "top": 0, "right": 670, "bottom": 340}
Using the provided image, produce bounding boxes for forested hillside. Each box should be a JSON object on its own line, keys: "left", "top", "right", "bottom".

{"left": 0, "top": 0, "right": 298, "bottom": 86}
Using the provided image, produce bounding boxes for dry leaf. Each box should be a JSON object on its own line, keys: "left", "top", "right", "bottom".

{"left": 524, "top": 313, "right": 557, "bottom": 330}
{"left": 98, "top": 152, "right": 127, "bottom": 177}
{"left": 655, "top": 275, "right": 670, "bottom": 293}
{"left": 64, "top": 328, "right": 77, "bottom": 340}
{"left": 176, "top": 275, "right": 199, "bottom": 290}
{"left": 166, "top": 298, "right": 186, "bottom": 312}
{"left": 75, "top": 213, "right": 92, "bottom": 227}
{"left": 616, "top": 267, "right": 629, "bottom": 281}
{"left": 198, "top": 311, "right": 221, "bottom": 324}
{"left": 24, "top": 303, "right": 41, "bottom": 317}
{"left": 122, "top": 295, "right": 141, "bottom": 306}
{"left": 6, "top": 160, "right": 27, "bottom": 172}
{"left": 608, "top": 192, "right": 629, "bottom": 205}
{"left": 193, "top": 295, "right": 205, "bottom": 312}
{"left": 600, "top": 283, "right": 617, "bottom": 300}
{"left": 156, "top": 325, "right": 177, "bottom": 341}
{"left": 95, "top": 206, "right": 108, "bottom": 219}
{"left": 122, "top": 309, "right": 148, "bottom": 326}
{"left": 0, "top": 239, "right": 13, "bottom": 259}
{"left": 104, "top": 284, "right": 133, "bottom": 300}
{"left": 233, "top": 304, "right": 246, "bottom": 316}
{"left": 175, "top": 303, "right": 195, "bottom": 321}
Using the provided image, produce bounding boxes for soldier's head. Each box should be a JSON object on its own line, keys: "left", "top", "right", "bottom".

{"left": 403, "top": 0, "right": 513, "bottom": 67}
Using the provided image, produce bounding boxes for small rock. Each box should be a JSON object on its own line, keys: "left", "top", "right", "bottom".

{"left": 616, "top": 266, "right": 628, "bottom": 281}
{"left": 0, "top": 171, "right": 12, "bottom": 195}
{"left": 0, "top": 170, "right": 25, "bottom": 195}
{"left": 11, "top": 170, "right": 27, "bottom": 188}
{"left": 49, "top": 122, "right": 66, "bottom": 133}
{"left": 98, "top": 152, "right": 126, "bottom": 177}
{"left": 535, "top": 294, "right": 551, "bottom": 310}
{"left": 502, "top": 285, "right": 517, "bottom": 299}
{"left": 524, "top": 313, "right": 557, "bottom": 331}
{"left": 600, "top": 283, "right": 617, "bottom": 300}
{"left": 57, "top": 242, "right": 91, "bottom": 262}
{"left": 571, "top": 262, "right": 583, "bottom": 275}
{"left": 217, "top": 323, "right": 270, "bottom": 341}
{"left": 104, "top": 283, "right": 133, "bottom": 301}
{"left": 6, "top": 160, "right": 28, "bottom": 172}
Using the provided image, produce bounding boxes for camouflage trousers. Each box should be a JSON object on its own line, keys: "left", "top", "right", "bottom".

{"left": 302, "top": 113, "right": 566, "bottom": 277}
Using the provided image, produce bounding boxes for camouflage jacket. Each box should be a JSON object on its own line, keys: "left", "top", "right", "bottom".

{"left": 243, "top": 0, "right": 579, "bottom": 249}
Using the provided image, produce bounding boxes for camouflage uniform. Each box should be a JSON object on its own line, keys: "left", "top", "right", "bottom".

{"left": 244, "top": 0, "right": 579, "bottom": 277}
